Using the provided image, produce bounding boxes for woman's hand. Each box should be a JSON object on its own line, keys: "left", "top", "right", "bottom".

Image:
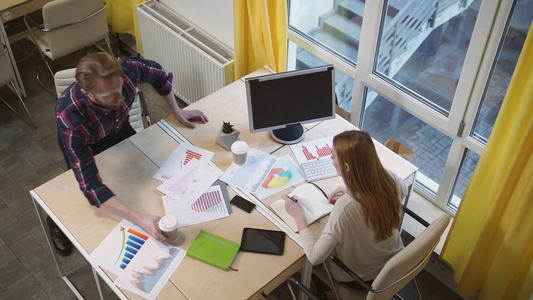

{"left": 283, "top": 195, "right": 309, "bottom": 232}
{"left": 174, "top": 109, "right": 209, "bottom": 128}
{"left": 328, "top": 186, "right": 347, "bottom": 204}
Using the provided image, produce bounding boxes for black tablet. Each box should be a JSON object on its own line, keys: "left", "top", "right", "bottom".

{"left": 240, "top": 227, "right": 286, "bottom": 255}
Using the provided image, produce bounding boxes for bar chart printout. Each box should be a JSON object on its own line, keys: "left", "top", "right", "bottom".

{"left": 162, "top": 185, "right": 230, "bottom": 227}
{"left": 290, "top": 136, "right": 334, "bottom": 165}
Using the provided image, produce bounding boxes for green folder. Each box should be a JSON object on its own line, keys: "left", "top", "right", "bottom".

{"left": 186, "top": 230, "right": 240, "bottom": 270}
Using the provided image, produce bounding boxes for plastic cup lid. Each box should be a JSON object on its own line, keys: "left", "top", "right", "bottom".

{"left": 231, "top": 141, "right": 248, "bottom": 153}
{"left": 159, "top": 216, "right": 178, "bottom": 230}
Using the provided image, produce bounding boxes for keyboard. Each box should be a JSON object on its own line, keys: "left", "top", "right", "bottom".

{"left": 300, "top": 158, "right": 337, "bottom": 182}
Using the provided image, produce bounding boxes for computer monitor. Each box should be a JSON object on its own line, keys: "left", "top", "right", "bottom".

{"left": 245, "top": 65, "right": 336, "bottom": 144}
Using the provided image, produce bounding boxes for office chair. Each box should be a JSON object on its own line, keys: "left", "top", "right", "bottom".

{"left": 24, "top": 0, "right": 113, "bottom": 92}
{"left": 286, "top": 210, "right": 451, "bottom": 300}
{"left": 54, "top": 68, "right": 150, "bottom": 133}
{"left": 0, "top": 34, "right": 37, "bottom": 128}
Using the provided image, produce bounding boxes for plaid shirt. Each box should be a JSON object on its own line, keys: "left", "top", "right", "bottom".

{"left": 56, "top": 57, "right": 173, "bottom": 206}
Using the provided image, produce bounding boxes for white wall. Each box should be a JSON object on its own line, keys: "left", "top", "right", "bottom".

{"left": 160, "top": 0, "right": 234, "bottom": 50}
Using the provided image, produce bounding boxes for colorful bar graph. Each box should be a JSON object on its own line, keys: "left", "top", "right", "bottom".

{"left": 120, "top": 228, "right": 149, "bottom": 269}
{"left": 315, "top": 143, "right": 332, "bottom": 158}
{"left": 191, "top": 189, "right": 223, "bottom": 213}
{"left": 302, "top": 145, "right": 317, "bottom": 161}
{"left": 184, "top": 150, "right": 202, "bottom": 165}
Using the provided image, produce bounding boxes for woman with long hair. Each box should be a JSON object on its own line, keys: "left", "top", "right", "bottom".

{"left": 283, "top": 130, "right": 407, "bottom": 293}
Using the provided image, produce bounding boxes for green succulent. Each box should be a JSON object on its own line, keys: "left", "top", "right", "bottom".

{"left": 222, "top": 121, "right": 234, "bottom": 134}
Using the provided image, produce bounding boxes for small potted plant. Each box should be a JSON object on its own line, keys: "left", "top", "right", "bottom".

{"left": 216, "top": 121, "right": 240, "bottom": 150}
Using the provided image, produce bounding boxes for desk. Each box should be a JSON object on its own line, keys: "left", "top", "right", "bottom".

{"left": 31, "top": 129, "right": 306, "bottom": 298}
{"left": 30, "top": 68, "right": 417, "bottom": 299}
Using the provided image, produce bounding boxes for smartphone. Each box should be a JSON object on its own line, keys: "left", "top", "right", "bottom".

{"left": 230, "top": 195, "right": 256, "bottom": 213}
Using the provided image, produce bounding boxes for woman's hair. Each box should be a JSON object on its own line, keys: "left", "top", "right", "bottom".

{"left": 75, "top": 52, "right": 123, "bottom": 93}
{"left": 333, "top": 130, "right": 402, "bottom": 242}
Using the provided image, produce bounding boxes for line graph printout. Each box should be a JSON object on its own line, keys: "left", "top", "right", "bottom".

{"left": 153, "top": 143, "right": 214, "bottom": 182}
{"left": 220, "top": 148, "right": 278, "bottom": 194}
{"left": 157, "top": 162, "right": 223, "bottom": 203}
{"left": 290, "top": 136, "right": 334, "bottom": 164}
{"left": 162, "top": 185, "right": 230, "bottom": 227}
{"left": 115, "top": 237, "right": 186, "bottom": 300}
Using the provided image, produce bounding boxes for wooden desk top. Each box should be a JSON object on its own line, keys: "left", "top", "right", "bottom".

{"left": 33, "top": 124, "right": 305, "bottom": 299}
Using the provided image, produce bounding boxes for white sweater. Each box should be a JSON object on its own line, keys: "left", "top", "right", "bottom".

{"left": 299, "top": 170, "right": 407, "bottom": 281}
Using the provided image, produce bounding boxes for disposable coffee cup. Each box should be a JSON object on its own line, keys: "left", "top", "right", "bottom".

{"left": 231, "top": 141, "right": 248, "bottom": 165}
{"left": 158, "top": 215, "right": 178, "bottom": 242}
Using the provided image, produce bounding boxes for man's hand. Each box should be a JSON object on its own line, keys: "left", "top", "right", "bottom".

{"left": 100, "top": 197, "right": 171, "bottom": 244}
{"left": 174, "top": 109, "right": 209, "bottom": 128}
{"left": 134, "top": 214, "right": 171, "bottom": 244}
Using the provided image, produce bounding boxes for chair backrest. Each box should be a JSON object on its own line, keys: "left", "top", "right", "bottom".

{"left": 367, "top": 213, "right": 451, "bottom": 300}
{"left": 53, "top": 68, "right": 145, "bottom": 132}
{"left": 42, "top": 0, "right": 109, "bottom": 60}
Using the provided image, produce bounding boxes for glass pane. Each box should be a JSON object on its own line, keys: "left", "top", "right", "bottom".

{"left": 449, "top": 149, "right": 479, "bottom": 210}
{"left": 472, "top": 0, "right": 533, "bottom": 142}
{"left": 375, "top": 0, "right": 481, "bottom": 115}
{"left": 362, "top": 88, "right": 452, "bottom": 195}
{"left": 287, "top": 41, "right": 355, "bottom": 117}
{"left": 288, "top": 0, "right": 364, "bottom": 64}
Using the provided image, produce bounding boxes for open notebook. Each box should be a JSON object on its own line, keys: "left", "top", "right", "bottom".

{"left": 270, "top": 183, "right": 333, "bottom": 232}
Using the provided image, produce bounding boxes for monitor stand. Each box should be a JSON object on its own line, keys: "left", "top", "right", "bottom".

{"left": 270, "top": 124, "right": 306, "bottom": 144}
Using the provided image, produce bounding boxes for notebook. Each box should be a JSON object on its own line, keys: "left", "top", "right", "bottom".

{"left": 186, "top": 230, "right": 240, "bottom": 270}
{"left": 270, "top": 183, "right": 333, "bottom": 232}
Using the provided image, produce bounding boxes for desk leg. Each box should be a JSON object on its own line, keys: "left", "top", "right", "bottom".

{"left": 399, "top": 181, "right": 415, "bottom": 233}
{"left": 31, "top": 193, "right": 85, "bottom": 300}
{"left": 299, "top": 259, "right": 313, "bottom": 300}
{"left": 92, "top": 266, "right": 107, "bottom": 300}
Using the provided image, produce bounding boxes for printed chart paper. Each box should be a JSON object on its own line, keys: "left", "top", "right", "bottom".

{"left": 162, "top": 185, "right": 230, "bottom": 227}
{"left": 115, "top": 240, "right": 186, "bottom": 300}
{"left": 290, "top": 136, "right": 334, "bottom": 164}
{"left": 153, "top": 143, "right": 214, "bottom": 182}
{"left": 89, "top": 220, "right": 186, "bottom": 299}
{"left": 254, "top": 155, "right": 306, "bottom": 200}
{"left": 157, "top": 162, "right": 223, "bottom": 203}
{"left": 220, "top": 148, "right": 278, "bottom": 194}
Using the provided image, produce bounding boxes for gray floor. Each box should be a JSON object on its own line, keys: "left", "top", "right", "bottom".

{"left": 0, "top": 18, "right": 463, "bottom": 300}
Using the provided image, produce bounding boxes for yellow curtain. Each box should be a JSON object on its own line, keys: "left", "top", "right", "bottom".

{"left": 105, "top": 0, "right": 146, "bottom": 54}
{"left": 233, "top": 0, "right": 287, "bottom": 79}
{"left": 441, "top": 22, "right": 533, "bottom": 300}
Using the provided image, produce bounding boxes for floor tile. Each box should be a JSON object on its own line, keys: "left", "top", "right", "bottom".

{"left": 0, "top": 220, "right": 29, "bottom": 245}
{"left": 20, "top": 248, "right": 53, "bottom": 276}
{"left": 0, "top": 259, "right": 30, "bottom": 287}
{"left": 0, "top": 208, "right": 17, "bottom": 231}
{"left": 1, "top": 274, "right": 45, "bottom": 300}
{"left": 6, "top": 194, "right": 33, "bottom": 217}
{"left": 0, "top": 245, "right": 17, "bottom": 269}
{"left": 8, "top": 234, "right": 41, "bottom": 260}
{"left": 0, "top": 183, "right": 27, "bottom": 205}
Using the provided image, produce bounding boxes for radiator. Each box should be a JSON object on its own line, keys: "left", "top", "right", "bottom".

{"left": 137, "top": 0, "right": 234, "bottom": 105}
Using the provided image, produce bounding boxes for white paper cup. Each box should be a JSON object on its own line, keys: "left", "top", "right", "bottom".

{"left": 158, "top": 215, "right": 178, "bottom": 241}
{"left": 231, "top": 141, "right": 248, "bottom": 165}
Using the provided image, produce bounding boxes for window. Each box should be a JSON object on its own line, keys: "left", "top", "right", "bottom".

{"left": 287, "top": 0, "right": 532, "bottom": 213}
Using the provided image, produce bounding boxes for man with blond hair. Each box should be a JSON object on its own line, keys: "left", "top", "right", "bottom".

{"left": 49, "top": 52, "right": 208, "bottom": 256}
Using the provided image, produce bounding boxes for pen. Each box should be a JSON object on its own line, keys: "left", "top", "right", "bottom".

{"left": 289, "top": 196, "right": 298, "bottom": 203}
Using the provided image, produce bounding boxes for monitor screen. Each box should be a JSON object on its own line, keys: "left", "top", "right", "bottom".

{"left": 245, "top": 65, "right": 335, "bottom": 144}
